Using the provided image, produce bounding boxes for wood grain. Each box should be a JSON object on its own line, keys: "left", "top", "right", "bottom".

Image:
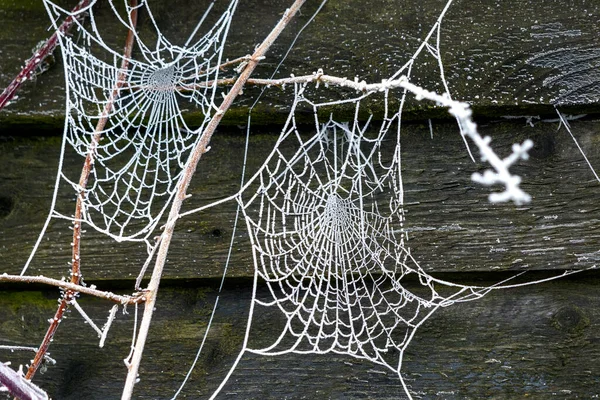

{"left": 1, "top": 119, "right": 599, "bottom": 281}
{"left": 0, "top": 0, "right": 599, "bottom": 129}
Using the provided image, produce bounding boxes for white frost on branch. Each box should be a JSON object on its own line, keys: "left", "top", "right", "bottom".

{"left": 72, "top": 300, "right": 119, "bottom": 348}
{"left": 244, "top": 70, "right": 535, "bottom": 205}
{"left": 367, "top": 77, "right": 534, "bottom": 205}
{"left": 471, "top": 138, "right": 534, "bottom": 204}
{"left": 0, "top": 362, "right": 49, "bottom": 400}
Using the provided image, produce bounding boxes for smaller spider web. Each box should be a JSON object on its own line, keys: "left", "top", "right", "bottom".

{"left": 236, "top": 84, "right": 489, "bottom": 377}
{"left": 43, "top": 0, "right": 238, "bottom": 241}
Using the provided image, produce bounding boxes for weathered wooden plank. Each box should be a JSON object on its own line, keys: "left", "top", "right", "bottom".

{"left": 0, "top": 2, "right": 598, "bottom": 398}
{"left": 0, "top": 0, "right": 599, "bottom": 129}
{"left": 0, "top": 275, "right": 599, "bottom": 399}
{"left": 1, "top": 119, "right": 599, "bottom": 281}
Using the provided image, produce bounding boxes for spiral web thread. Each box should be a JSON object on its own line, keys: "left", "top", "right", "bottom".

{"left": 41, "top": 0, "right": 237, "bottom": 243}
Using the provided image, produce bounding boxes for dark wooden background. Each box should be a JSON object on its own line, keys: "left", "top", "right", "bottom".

{"left": 1, "top": 0, "right": 600, "bottom": 398}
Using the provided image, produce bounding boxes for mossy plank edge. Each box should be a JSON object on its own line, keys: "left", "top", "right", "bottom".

{"left": 0, "top": 278, "right": 599, "bottom": 399}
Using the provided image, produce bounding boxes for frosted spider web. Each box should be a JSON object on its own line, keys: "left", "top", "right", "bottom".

{"left": 172, "top": 1, "right": 588, "bottom": 398}
{"left": 199, "top": 84, "right": 536, "bottom": 399}
{"left": 242, "top": 91, "right": 495, "bottom": 387}
{"left": 37, "top": 0, "right": 237, "bottom": 246}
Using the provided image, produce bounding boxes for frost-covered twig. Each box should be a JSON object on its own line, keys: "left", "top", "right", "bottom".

{"left": 0, "top": 347, "right": 55, "bottom": 366}
{"left": 0, "top": 362, "right": 48, "bottom": 400}
{"left": 185, "top": 70, "right": 533, "bottom": 205}
{"left": 72, "top": 301, "right": 119, "bottom": 348}
{"left": 470, "top": 138, "right": 533, "bottom": 204}
{"left": 100, "top": 305, "right": 119, "bottom": 348}
{"left": 404, "top": 79, "right": 533, "bottom": 204}
{"left": 0, "top": 274, "right": 144, "bottom": 305}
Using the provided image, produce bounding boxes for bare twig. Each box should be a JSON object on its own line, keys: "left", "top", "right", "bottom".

{"left": 0, "top": 274, "right": 145, "bottom": 305}
{"left": 25, "top": 0, "right": 139, "bottom": 381}
{"left": 184, "top": 71, "right": 380, "bottom": 90}
{"left": 0, "top": 0, "right": 90, "bottom": 111}
{"left": 0, "top": 347, "right": 55, "bottom": 366}
{"left": 178, "top": 70, "right": 532, "bottom": 221}
{"left": 216, "top": 55, "right": 251, "bottom": 71}
{"left": 120, "top": 1, "right": 307, "bottom": 398}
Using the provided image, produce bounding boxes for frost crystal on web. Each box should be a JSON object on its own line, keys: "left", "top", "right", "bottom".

{"left": 43, "top": 0, "right": 237, "bottom": 241}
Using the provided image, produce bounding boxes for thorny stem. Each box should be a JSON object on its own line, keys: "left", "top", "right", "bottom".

{"left": 0, "top": 0, "right": 90, "bottom": 111}
{"left": 0, "top": 275, "right": 145, "bottom": 305}
{"left": 25, "top": 0, "right": 139, "bottom": 382}
{"left": 120, "top": 1, "right": 307, "bottom": 398}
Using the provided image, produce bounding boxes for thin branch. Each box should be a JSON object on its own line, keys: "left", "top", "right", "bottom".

{"left": 120, "top": 1, "right": 307, "bottom": 398}
{"left": 215, "top": 55, "right": 252, "bottom": 71}
{"left": 0, "top": 274, "right": 145, "bottom": 305}
{"left": 25, "top": 0, "right": 139, "bottom": 381}
{"left": 72, "top": 301, "right": 119, "bottom": 348}
{"left": 0, "top": 362, "right": 48, "bottom": 400}
{"left": 99, "top": 305, "right": 119, "bottom": 348}
{"left": 0, "top": 0, "right": 91, "bottom": 111}
{"left": 182, "top": 71, "right": 433, "bottom": 90}
{"left": 0, "top": 347, "right": 55, "bottom": 366}
{"left": 178, "top": 70, "right": 532, "bottom": 216}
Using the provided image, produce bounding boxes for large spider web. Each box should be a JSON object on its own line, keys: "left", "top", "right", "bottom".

{"left": 175, "top": 2, "right": 582, "bottom": 399}
{"left": 41, "top": 0, "right": 237, "bottom": 242}
{"left": 206, "top": 85, "right": 503, "bottom": 398}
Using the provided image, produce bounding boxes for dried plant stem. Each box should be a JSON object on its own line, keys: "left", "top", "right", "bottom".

{"left": 0, "top": 346, "right": 55, "bottom": 365}
{"left": 215, "top": 55, "right": 251, "bottom": 71}
{"left": 120, "top": 1, "right": 307, "bottom": 398}
{"left": 25, "top": 1, "right": 139, "bottom": 381}
{"left": 0, "top": 274, "right": 144, "bottom": 305}
{"left": 0, "top": 0, "right": 90, "bottom": 111}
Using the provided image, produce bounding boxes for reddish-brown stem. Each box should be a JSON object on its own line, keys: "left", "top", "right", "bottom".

{"left": 121, "top": 1, "right": 307, "bottom": 398}
{"left": 0, "top": 0, "right": 90, "bottom": 111}
{"left": 25, "top": 0, "right": 139, "bottom": 381}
